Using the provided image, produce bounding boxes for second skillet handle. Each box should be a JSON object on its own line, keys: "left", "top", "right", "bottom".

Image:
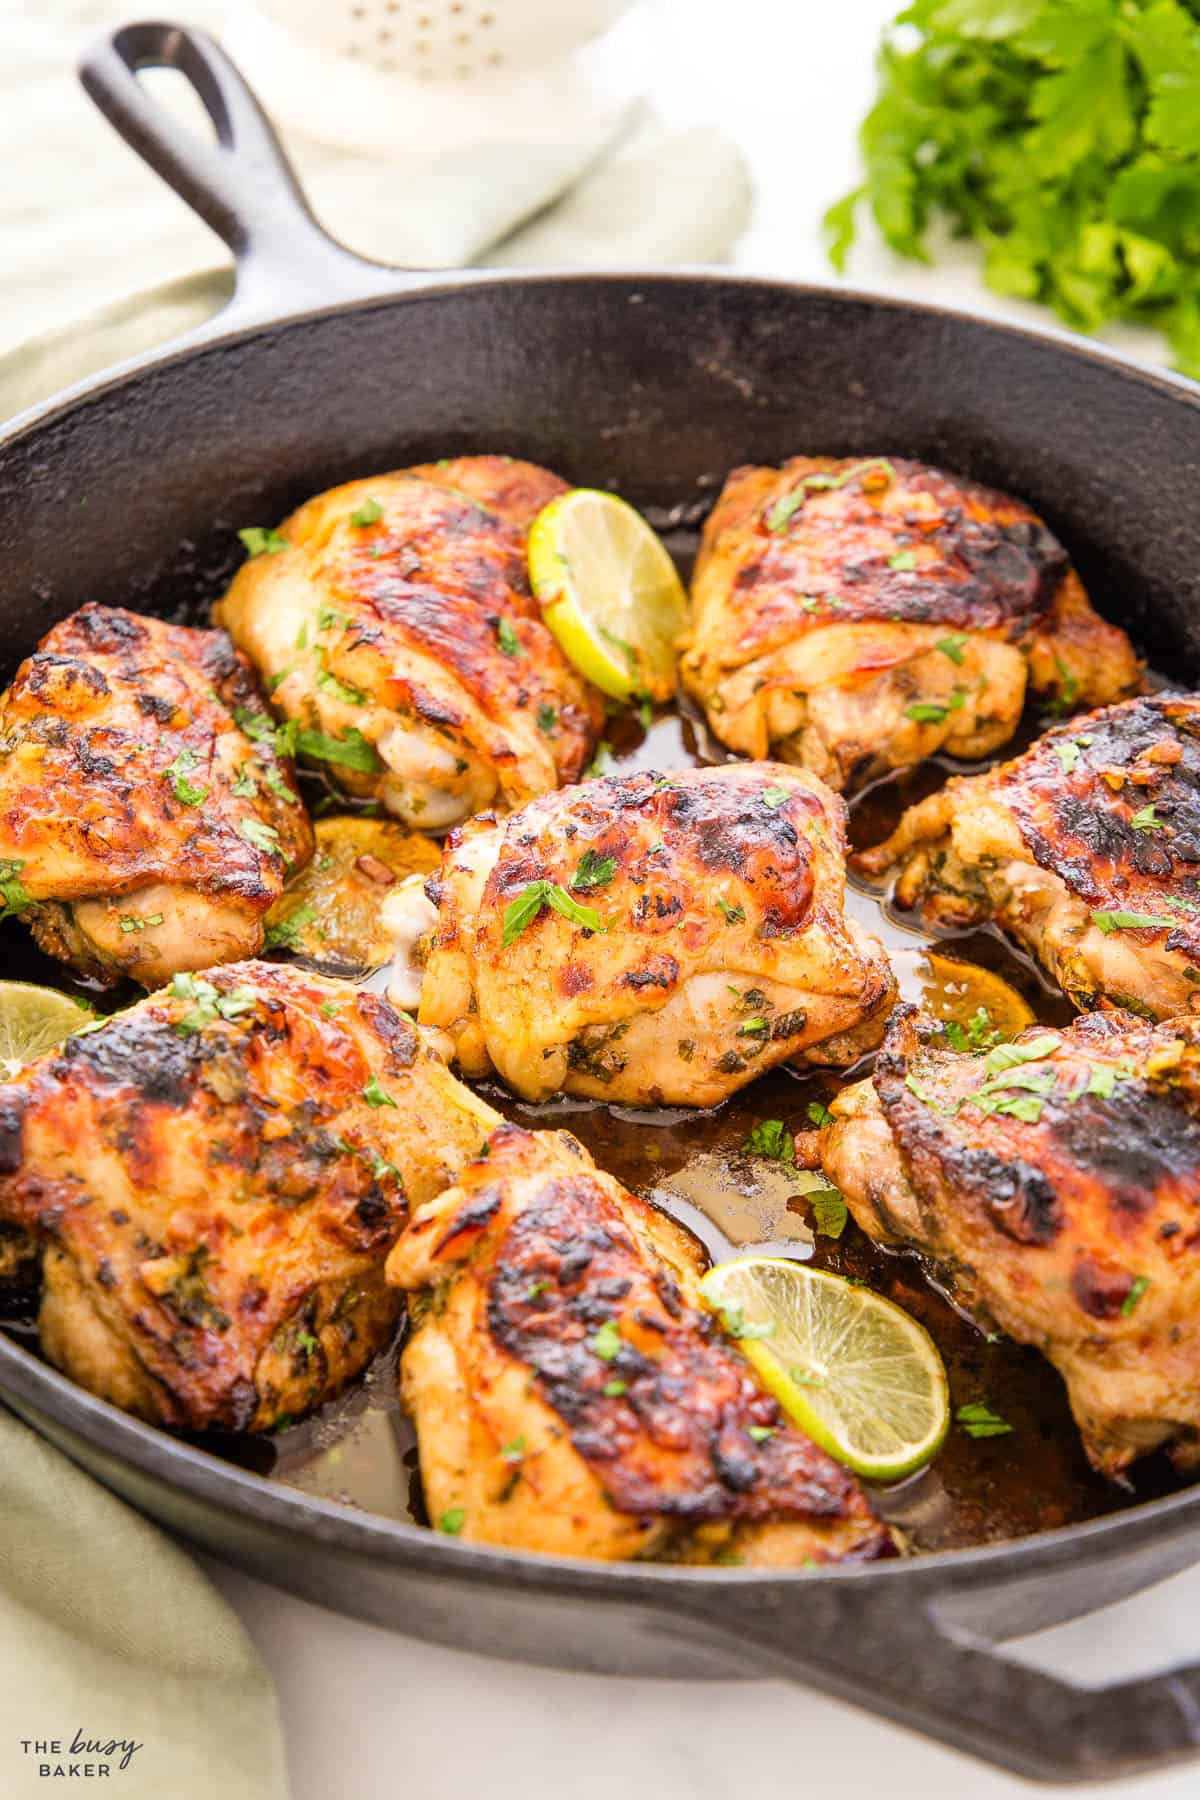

{"left": 79, "top": 20, "right": 403, "bottom": 333}
{"left": 665, "top": 1568, "right": 1200, "bottom": 1782}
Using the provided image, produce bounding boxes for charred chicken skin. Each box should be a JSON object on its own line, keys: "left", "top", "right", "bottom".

{"left": 215, "top": 456, "right": 603, "bottom": 831}
{"left": 400, "top": 761, "right": 896, "bottom": 1106}
{"left": 823, "top": 1005, "right": 1200, "bottom": 1477}
{"left": 388, "top": 1121, "right": 894, "bottom": 1563}
{"left": 858, "top": 693, "right": 1200, "bottom": 1021}
{"left": 0, "top": 604, "right": 313, "bottom": 987}
{"left": 680, "top": 456, "right": 1140, "bottom": 792}
{"left": 0, "top": 962, "right": 498, "bottom": 1432}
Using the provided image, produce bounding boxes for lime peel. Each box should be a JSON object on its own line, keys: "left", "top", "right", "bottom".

{"left": 0, "top": 982, "right": 94, "bottom": 1077}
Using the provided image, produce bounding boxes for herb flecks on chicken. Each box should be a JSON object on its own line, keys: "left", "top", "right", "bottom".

{"left": 388, "top": 1122, "right": 895, "bottom": 1564}
{"left": 0, "top": 605, "right": 313, "bottom": 986}
{"left": 680, "top": 457, "right": 1139, "bottom": 791}
{"left": 0, "top": 961, "right": 499, "bottom": 1432}
{"left": 857, "top": 693, "right": 1200, "bottom": 1020}
{"left": 409, "top": 761, "right": 896, "bottom": 1106}
{"left": 822, "top": 1005, "right": 1200, "bottom": 1478}
{"left": 216, "top": 456, "right": 603, "bottom": 831}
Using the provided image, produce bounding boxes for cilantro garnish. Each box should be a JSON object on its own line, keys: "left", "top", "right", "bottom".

{"left": 501, "top": 880, "right": 606, "bottom": 946}
{"left": 238, "top": 527, "right": 288, "bottom": 557}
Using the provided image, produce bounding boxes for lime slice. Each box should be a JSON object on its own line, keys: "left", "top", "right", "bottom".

{"left": 700, "top": 1256, "right": 949, "bottom": 1481}
{"left": 0, "top": 982, "right": 93, "bottom": 1077}
{"left": 528, "top": 489, "right": 688, "bottom": 702}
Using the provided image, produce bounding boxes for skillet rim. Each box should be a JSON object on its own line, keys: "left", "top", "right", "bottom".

{"left": 2, "top": 264, "right": 1200, "bottom": 1589}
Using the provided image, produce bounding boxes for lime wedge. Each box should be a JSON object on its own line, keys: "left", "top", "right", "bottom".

{"left": 0, "top": 982, "right": 93, "bottom": 1077}
{"left": 528, "top": 489, "right": 688, "bottom": 702}
{"left": 700, "top": 1256, "right": 950, "bottom": 1481}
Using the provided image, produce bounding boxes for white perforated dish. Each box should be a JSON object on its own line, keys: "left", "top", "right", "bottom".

{"left": 257, "top": 0, "right": 634, "bottom": 80}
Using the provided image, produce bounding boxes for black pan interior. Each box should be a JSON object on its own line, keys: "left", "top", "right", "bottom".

{"left": 3, "top": 274, "right": 1200, "bottom": 1557}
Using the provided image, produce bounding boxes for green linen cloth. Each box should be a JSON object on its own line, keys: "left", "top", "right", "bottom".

{"left": 0, "top": 1407, "right": 286, "bottom": 1799}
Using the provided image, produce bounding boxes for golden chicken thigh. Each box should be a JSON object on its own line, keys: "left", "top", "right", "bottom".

{"left": 216, "top": 456, "right": 602, "bottom": 830}
{"left": 857, "top": 694, "right": 1200, "bottom": 1021}
{"left": 399, "top": 762, "right": 896, "bottom": 1106}
{"left": 823, "top": 1006, "right": 1200, "bottom": 1477}
{"left": 680, "top": 457, "right": 1140, "bottom": 792}
{"left": 0, "top": 605, "right": 312, "bottom": 986}
{"left": 0, "top": 961, "right": 498, "bottom": 1432}
{"left": 388, "top": 1122, "right": 894, "bottom": 1563}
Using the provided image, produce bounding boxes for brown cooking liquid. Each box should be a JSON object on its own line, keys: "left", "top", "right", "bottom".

{"left": 1, "top": 527, "right": 1189, "bottom": 1551}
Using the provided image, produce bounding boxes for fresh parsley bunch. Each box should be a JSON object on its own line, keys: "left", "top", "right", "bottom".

{"left": 827, "top": 0, "right": 1200, "bottom": 375}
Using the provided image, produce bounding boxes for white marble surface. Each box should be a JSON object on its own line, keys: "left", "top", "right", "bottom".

{"left": 12, "top": 0, "right": 1200, "bottom": 1795}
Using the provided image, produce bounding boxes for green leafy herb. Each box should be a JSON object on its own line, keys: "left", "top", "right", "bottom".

{"left": 1092, "top": 910, "right": 1176, "bottom": 934}
{"left": 982, "top": 1035, "right": 1060, "bottom": 1076}
{"left": 321, "top": 1000, "right": 339, "bottom": 1019}
{"left": 905, "top": 701, "right": 948, "bottom": 723}
{"left": 1130, "top": 803, "right": 1166, "bottom": 831}
{"left": 437, "top": 1508, "right": 466, "bottom": 1536}
{"left": 1054, "top": 741, "right": 1081, "bottom": 774}
{"left": 231, "top": 768, "right": 259, "bottom": 799}
{"left": 362, "top": 1075, "right": 398, "bottom": 1109}
{"left": 170, "top": 973, "right": 257, "bottom": 1035}
{"left": 806, "top": 1100, "right": 834, "bottom": 1129}
{"left": 234, "top": 709, "right": 276, "bottom": 745}
{"left": 742, "top": 1119, "right": 795, "bottom": 1161}
{"left": 603, "top": 1378, "right": 627, "bottom": 1397}
{"left": 238, "top": 526, "right": 289, "bottom": 557}
{"left": 164, "top": 747, "right": 209, "bottom": 807}
{"left": 0, "top": 860, "right": 33, "bottom": 915}
{"left": 570, "top": 848, "right": 617, "bottom": 892}
{"left": 264, "top": 903, "right": 318, "bottom": 950}
{"left": 825, "top": 2, "right": 1200, "bottom": 378}
{"left": 500, "top": 879, "right": 606, "bottom": 946}
{"left": 766, "top": 459, "right": 895, "bottom": 530}
{"left": 262, "top": 765, "right": 299, "bottom": 805}
{"left": 1166, "top": 892, "right": 1200, "bottom": 916}
{"left": 500, "top": 1436, "right": 526, "bottom": 1462}
{"left": 936, "top": 633, "right": 967, "bottom": 665}
{"left": 318, "top": 605, "right": 349, "bottom": 632}
{"left": 585, "top": 740, "right": 612, "bottom": 778}
{"left": 762, "top": 785, "right": 792, "bottom": 807}
{"left": 536, "top": 703, "right": 558, "bottom": 735}
{"left": 942, "top": 1019, "right": 969, "bottom": 1053}
{"left": 1122, "top": 1274, "right": 1150, "bottom": 1316}
{"left": 809, "top": 1189, "right": 849, "bottom": 1238}
{"left": 118, "top": 911, "right": 164, "bottom": 933}
{"left": 496, "top": 617, "right": 523, "bottom": 657}
{"left": 527, "top": 1278, "right": 550, "bottom": 1300}
{"left": 315, "top": 652, "right": 366, "bottom": 707}
{"left": 291, "top": 726, "right": 380, "bottom": 774}
{"left": 240, "top": 818, "right": 285, "bottom": 860}
{"left": 716, "top": 898, "right": 745, "bottom": 926}
{"left": 747, "top": 1425, "right": 775, "bottom": 1443}
{"left": 350, "top": 498, "right": 383, "bottom": 527}
{"left": 589, "top": 1319, "right": 623, "bottom": 1361}
{"left": 956, "top": 1401, "right": 1012, "bottom": 1440}
{"left": 889, "top": 550, "right": 917, "bottom": 571}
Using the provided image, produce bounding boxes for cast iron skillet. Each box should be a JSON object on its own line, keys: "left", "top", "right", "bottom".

{"left": 2, "top": 19, "right": 1200, "bottom": 1781}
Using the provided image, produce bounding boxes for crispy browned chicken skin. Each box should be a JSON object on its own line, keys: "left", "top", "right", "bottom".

{"left": 0, "top": 604, "right": 313, "bottom": 986}
{"left": 400, "top": 762, "right": 896, "bottom": 1105}
{"left": 823, "top": 1005, "right": 1200, "bottom": 1477}
{"left": 680, "top": 457, "right": 1140, "bottom": 791}
{"left": 0, "top": 962, "right": 498, "bottom": 1432}
{"left": 388, "top": 1122, "right": 894, "bottom": 1563}
{"left": 216, "top": 456, "right": 603, "bottom": 830}
{"left": 858, "top": 693, "right": 1200, "bottom": 1021}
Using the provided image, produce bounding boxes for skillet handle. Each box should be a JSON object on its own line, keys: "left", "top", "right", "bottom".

{"left": 662, "top": 1571, "right": 1200, "bottom": 1782}
{"left": 78, "top": 20, "right": 401, "bottom": 331}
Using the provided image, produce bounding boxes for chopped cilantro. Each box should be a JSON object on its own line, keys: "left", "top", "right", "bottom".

{"left": 350, "top": 498, "right": 383, "bottom": 527}
{"left": 570, "top": 848, "right": 617, "bottom": 893}
{"left": 956, "top": 1401, "right": 1012, "bottom": 1440}
{"left": 264, "top": 903, "right": 318, "bottom": 950}
{"left": 716, "top": 898, "right": 745, "bottom": 926}
{"left": 362, "top": 1075, "right": 398, "bottom": 1109}
{"left": 501, "top": 880, "right": 605, "bottom": 946}
{"left": 889, "top": 550, "right": 917, "bottom": 571}
{"left": 164, "top": 747, "right": 209, "bottom": 807}
{"left": 437, "top": 1508, "right": 466, "bottom": 1536}
{"left": 1130, "top": 804, "right": 1166, "bottom": 831}
{"left": 296, "top": 726, "right": 382, "bottom": 773}
{"left": 603, "top": 1378, "right": 627, "bottom": 1398}
{"left": 809, "top": 1188, "right": 849, "bottom": 1238}
{"left": 905, "top": 701, "right": 948, "bottom": 723}
{"left": 536, "top": 703, "right": 558, "bottom": 734}
{"left": 238, "top": 526, "right": 288, "bottom": 557}
{"left": 1122, "top": 1275, "right": 1150, "bottom": 1317}
{"left": 496, "top": 617, "right": 523, "bottom": 657}
{"left": 936, "top": 634, "right": 967, "bottom": 665}
{"left": 589, "top": 1319, "right": 623, "bottom": 1361}
{"left": 240, "top": 818, "right": 285, "bottom": 860}
{"left": 742, "top": 1118, "right": 795, "bottom": 1161}
{"left": 1092, "top": 910, "right": 1175, "bottom": 934}
{"left": 806, "top": 1100, "right": 834, "bottom": 1129}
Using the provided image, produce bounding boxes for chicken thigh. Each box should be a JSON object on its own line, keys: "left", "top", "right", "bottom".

{"left": 822, "top": 1005, "right": 1200, "bottom": 1477}
{"left": 857, "top": 693, "right": 1200, "bottom": 1021}
{"left": 0, "top": 961, "right": 498, "bottom": 1432}
{"left": 388, "top": 1121, "right": 894, "bottom": 1563}
{"left": 0, "top": 605, "right": 312, "bottom": 986}
{"left": 397, "top": 762, "right": 896, "bottom": 1106}
{"left": 216, "top": 456, "right": 603, "bottom": 830}
{"left": 680, "top": 457, "right": 1140, "bottom": 792}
